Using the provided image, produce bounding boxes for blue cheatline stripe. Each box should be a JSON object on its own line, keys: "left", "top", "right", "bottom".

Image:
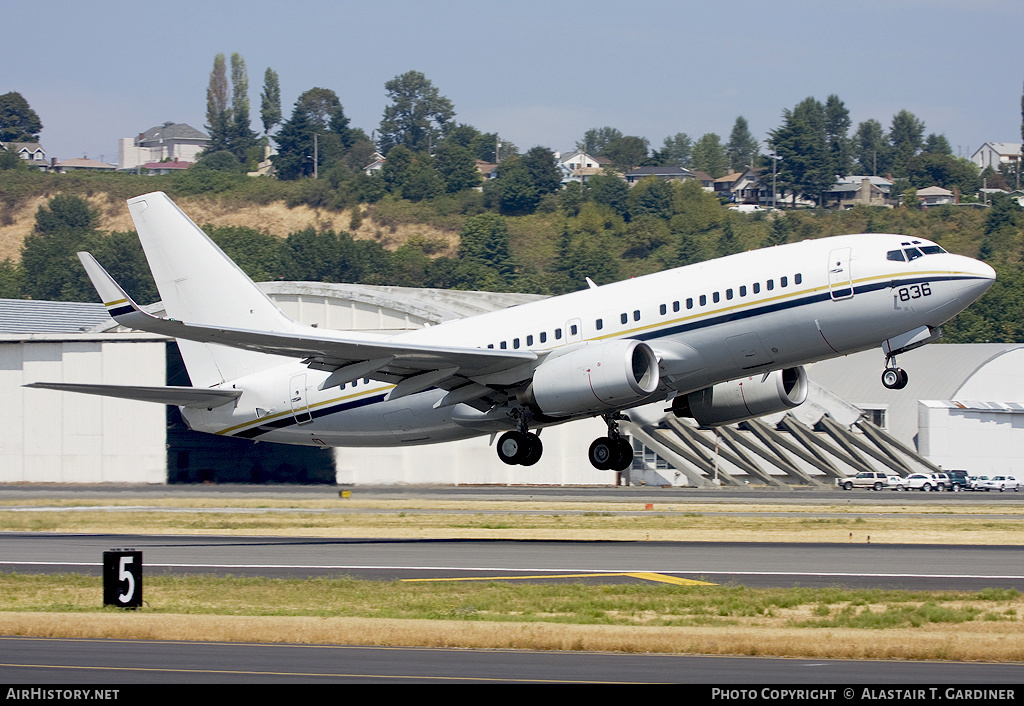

{"left": 218, "top": 273, "right": 985, "bottom": 441}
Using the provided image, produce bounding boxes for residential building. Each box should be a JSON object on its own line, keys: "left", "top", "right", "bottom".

{"left": 971, "top": 142, "right": 1021, "bottom": 172}
{"left": 916, "top": 186, "right": 955, "bottom": 207}
{"left": 826, "top": 176, "right": 892, "bottom": 209}
{"left": 556, "top": 149, "right": 612, "bottom": 184}
{"left": 622, "top": 165, "right": 695, "bottom": 185}
{"left": 55, "top": 157, "right": 116, "bottom": 173}
{"left": 118, "top": 122, "right": 209, "bottom": 171}
{"left": 0, "top": 141, "right": 47, "bottom": 170}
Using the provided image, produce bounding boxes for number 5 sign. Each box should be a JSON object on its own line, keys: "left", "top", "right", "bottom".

{"left": 103, "top": 551, "right": 142, "bottom": 608}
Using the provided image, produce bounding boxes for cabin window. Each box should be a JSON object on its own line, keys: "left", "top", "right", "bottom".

{"left": 526, "top": 335, "right": 533, "bottom": 346}
{"left": 753, "top": 282, "right": 760, "bottom": 294}
{"left": 673, "top": 301, "right": 680, "bottom": 312}
{"left": 781, "top": 276, "right": 788, "bottom": 288}
{"left": 596, "top": 319, "right": 603, "bottom": 331}
{"left": 540, "top": 331, "right": 547, "bottom": 343}
{"left": 726, "top": 289, "right": 733, "bottom": 300}
{"left": 570, "top": 324, "right": 578, "bottom": 336}
{"left": 555, "top": 328, "right": 562, "bottom": 340}
{"left": 686, "top": 298, "right": 693, "bottom": 309}
{"left": 767, "top": 280, "right": 774, "bottom": 291}
{"left": 739, "top": 285, "right": 747, "bottom": 297}
{"left": 699, "top": 295, "right": 707, "bottom": 306}
{"left": 794, "top": 273, "right": 802, "bottom": 285}
{"left": 513, "top": 338, "right": 520, "bottom": 349}
{"left": 633, "top": 310, "right": 640, "bottom": 321}
{"left": 500, "top": 341, "right": 507, "bottom": 349}
{"left": 621, "top": 313, "right": 628, "bottom": 324}
{"left": 487, "top": 343, "right": 494, "bottom": 349}
{"left": 713, "top": 292, "right": 720, "bottom": 303}
{"left": 659, "top": 304, "right": 667, "bottom": 315}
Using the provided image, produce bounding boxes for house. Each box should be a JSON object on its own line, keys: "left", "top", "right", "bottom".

{"left": 138, "top": 160, "right": 191, "bottom": 175}
{"left": 714, "top": 170, "right": 767, "bottom": 202}
{"left": 557, "top": 149, "right": 612, "bottom": 184}
{"left": 0, "top": 141, "right": 48, "bottom": 170}
{"left": 363, "top": 151, "right": 386, "bottom": 175}
{"left": 971, "top": 142, "right": 1021, "bottom": 172}
{"left": 55, "top": 157, "right": 116, "bottom": 173}
{"left": 826, "top": 176, "right": 892, "bottom": 209}
{"left": 622, "top": 165, "right": 695, "bottom": 185}
{"left": 690, "top": 170, "right": 715, "bottom": 191}
{"left": 118, "top": 122, "right": 209, "bottom": 171}
{"left": 916, "top": 186, "right": 955, "bottom": 207}
{"left": 475, "top": 160, "right": 498, "bottom": 179}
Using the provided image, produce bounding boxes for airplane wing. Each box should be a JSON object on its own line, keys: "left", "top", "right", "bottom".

{"left": 24, "top": 382, "right": 242, "bottom": 408}
{"left": 79, "top": 252, "right": 538, "bottom": 403}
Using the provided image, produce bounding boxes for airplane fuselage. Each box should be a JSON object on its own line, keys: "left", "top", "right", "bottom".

{"left": 180, "top": 232, "right": 994, "bottom": 449}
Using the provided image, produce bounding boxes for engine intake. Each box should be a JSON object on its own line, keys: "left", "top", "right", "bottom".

{"left": 526, "top": 339, "right": 660, "bottom": 417}
{"left": 673, "top": 366, "right": 808, "bottom": 426}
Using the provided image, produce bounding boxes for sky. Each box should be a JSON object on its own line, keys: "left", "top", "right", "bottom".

{"left": 4, "top": 0, "right": 1024, "bottom": 165}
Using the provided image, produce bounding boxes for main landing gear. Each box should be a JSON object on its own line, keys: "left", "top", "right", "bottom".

{"left": 588, "top": 412, "right": 633, "bottom": 472}
{"left": 496, "top": 429, "right": 543, "bottom": 466}
{"left": 881, "top": 354, "right": 909, "bottom": 390}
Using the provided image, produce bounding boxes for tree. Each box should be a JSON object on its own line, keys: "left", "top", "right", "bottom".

{"left": 0, "top": 92, "right": 42, "bottom": 142}
{"left": 726, "top": 117, "right": 759, "bottom": 172}
{"left": 378, "top": 70, "right": 455, "bottom": 154}
{"left": 769, "top": 97, "right": 832, "bottom": 205}
{"left": 458, "top": 213, "right": 515, "bottom": 279}
{"left": 205, "top": 54, "right": 230, "bottom": 153}
{"left": 691, "top": 133, "right": 727, "bottom": 178}
{"left": 603, "top": 135, "right": 649, "bottom": 171}
{"left": 228, "top": 53, "right": 257, "bottom": 161}
{"left": 905, "top": 152, "right": 979, "bottom": 196}
{"left": 654, "top": 133, "right": 692, "bottom": 167}
{"left": 433, "top": 141, "right": 481, "bottom": 193}
{"left": 889, "top": 109, "right": 925, "bottom": 176}
{"left": 852, "top": 119, "right": 890, "bottom": 175}
{"left": 521, "top": 146, "right": 562, "bottom": 197}
{"left": 270, "top": 101, "right": 316, "bottom": 180}
{"left": 260, "top": 68, "right": 282, "bottom": 137}
{"left": 824, "top": 95, "right": 852, "bottom": 177}
{"left": 20, "top": 195, "right": 101, "bottom": 301}
{"left": 576, "top": 127, "right": 623, "bottom": 156}
{"left": 923, "top": 133, "right": 953, "bottom": 155}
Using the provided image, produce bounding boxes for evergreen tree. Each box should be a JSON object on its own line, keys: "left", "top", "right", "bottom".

{"left": 205, "top": 54, "right": 230, "bottom": 153}
{"left": 260, "top": 68, "right": 282, "bottom": 137}
{"left": 654, "top": 133, "right": 692, "bottom": 167}
{"left": 889, "top": 109, "right": 926, "bottom": 176}
{"left": 692, "top": 133, "right": 728, "bottom": 178}
{"left": 824, "top": 95, "right": 852, "bottom": 177}
{"left": 853, "top": 119, "right": 890, "bottom": 175}
{"left": 378, "top": 70, "right": 455, "bottom": 154}
{"left": 769, "top": 97, "right": 832, "bottom": 205}
{"left": 228, "top": 53, "right": 257, "bottom": 162}
{"left": 726, "top": 117, "right": 759, "bottom": 172}
{"left": 0, "top": 92, "right": 42, "bottom": 142}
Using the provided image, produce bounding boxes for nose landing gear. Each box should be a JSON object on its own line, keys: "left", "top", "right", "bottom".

{"left": 881, "top": 354, "right": 909, "bottom": 389}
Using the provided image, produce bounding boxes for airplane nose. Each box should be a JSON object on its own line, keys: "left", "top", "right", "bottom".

{"left": 950, "top": 256, "right": 996, "bottom": 306}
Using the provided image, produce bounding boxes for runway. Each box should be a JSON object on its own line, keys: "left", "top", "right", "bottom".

{"left": 3, "top": 532, "right": 1024, "bottom": 590}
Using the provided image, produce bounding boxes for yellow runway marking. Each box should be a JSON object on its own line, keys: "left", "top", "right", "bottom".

{"left": 402, "top": 573, "right": 716, "bottom": 585}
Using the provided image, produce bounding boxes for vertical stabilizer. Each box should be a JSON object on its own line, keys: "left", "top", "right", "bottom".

{"left": 127, "top": 192, "right": 296, "bottom": 386}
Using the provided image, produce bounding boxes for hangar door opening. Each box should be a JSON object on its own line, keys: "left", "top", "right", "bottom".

{"left": 165, "top": 342, "right": 335, "bottom": 483}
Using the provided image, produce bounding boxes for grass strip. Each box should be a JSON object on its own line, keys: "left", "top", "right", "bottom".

{"left": 1, "top": 573, "right": 1022, "bottom": 661}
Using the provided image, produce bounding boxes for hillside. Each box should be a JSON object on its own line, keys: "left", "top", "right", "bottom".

{"left": 0, "top": 191, "right": 459, "bottom": 263}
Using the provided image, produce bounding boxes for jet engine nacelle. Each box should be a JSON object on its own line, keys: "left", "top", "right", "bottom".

{"left": 526, "top": 339, "right": 660, "bottom": 417}
{"left": 672, "top": 366, "right": 808, "bottom": 427}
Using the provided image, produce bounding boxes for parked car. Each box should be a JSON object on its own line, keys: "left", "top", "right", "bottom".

{"left": 891, "top": 473, "right": 951, "bottom": 491}
{"left": 836, "top": 471, "right": 892, "bottom": 491}
{"left": 969, "top": 475, "right": 990, "bottom": 490}
{"left": 945, "top": 470, "right": 970, "bottom": 491}
{"left": 975, "top": 475, "right": 1020, "bottom": 492}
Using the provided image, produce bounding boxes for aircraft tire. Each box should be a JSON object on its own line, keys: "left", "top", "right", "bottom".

{"left": 588, "top": 437, "right": 617, "bottom": 470}
{"left": 612, "top": 438, "right": 633, "bottom": 472}
{"left": 519, "top": 433, "right": 543, "bottom": 466}
{"left": 497, "top": 431, "right": 530, "bottom": 465}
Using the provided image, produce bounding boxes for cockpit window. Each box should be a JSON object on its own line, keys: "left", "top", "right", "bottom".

{"left": 886, "top": 250, "right": 906, "bottom": 262}
{"left": 919, "top": 245, "right": 946, "bottom": 255}
{"left": 904, "top": 247, "right": 923, "bottom": 261}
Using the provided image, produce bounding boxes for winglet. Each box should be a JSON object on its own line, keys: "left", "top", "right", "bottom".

{"left": 78, "top": 251, "right": 174, "bottom": 334}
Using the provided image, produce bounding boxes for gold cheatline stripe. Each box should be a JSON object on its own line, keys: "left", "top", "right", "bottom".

{"left": 104, "top": 298, "right": 128, "bottom": 307}
{"left": 216, "top": 385, "right": 395, "bottom": 435}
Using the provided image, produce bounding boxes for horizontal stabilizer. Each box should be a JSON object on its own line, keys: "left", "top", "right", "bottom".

{"left": 25, "top": 382, "right": 241, "bottom": 408}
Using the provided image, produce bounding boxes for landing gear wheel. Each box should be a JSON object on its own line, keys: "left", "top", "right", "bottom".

{"left": 497, "top": 431, "right": 528, "bottom": 465}
{"left": 497, "top": 431, "right": 543, "bottom": 466}
{"left": 882, "top": 367, "right": 908, "bottom": 389}
{"left": 612, "top": 438, "right": 633, "bottom": 472}
{"left": 589, "top": 437, "right": 617, "bottom": 470}
{"left": 520, "top": 433, "right": 543, "bottom": 466}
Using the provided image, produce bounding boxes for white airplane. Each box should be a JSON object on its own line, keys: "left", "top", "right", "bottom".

{"left": 28, "top": 191, "right": 995, "bottom": 472}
